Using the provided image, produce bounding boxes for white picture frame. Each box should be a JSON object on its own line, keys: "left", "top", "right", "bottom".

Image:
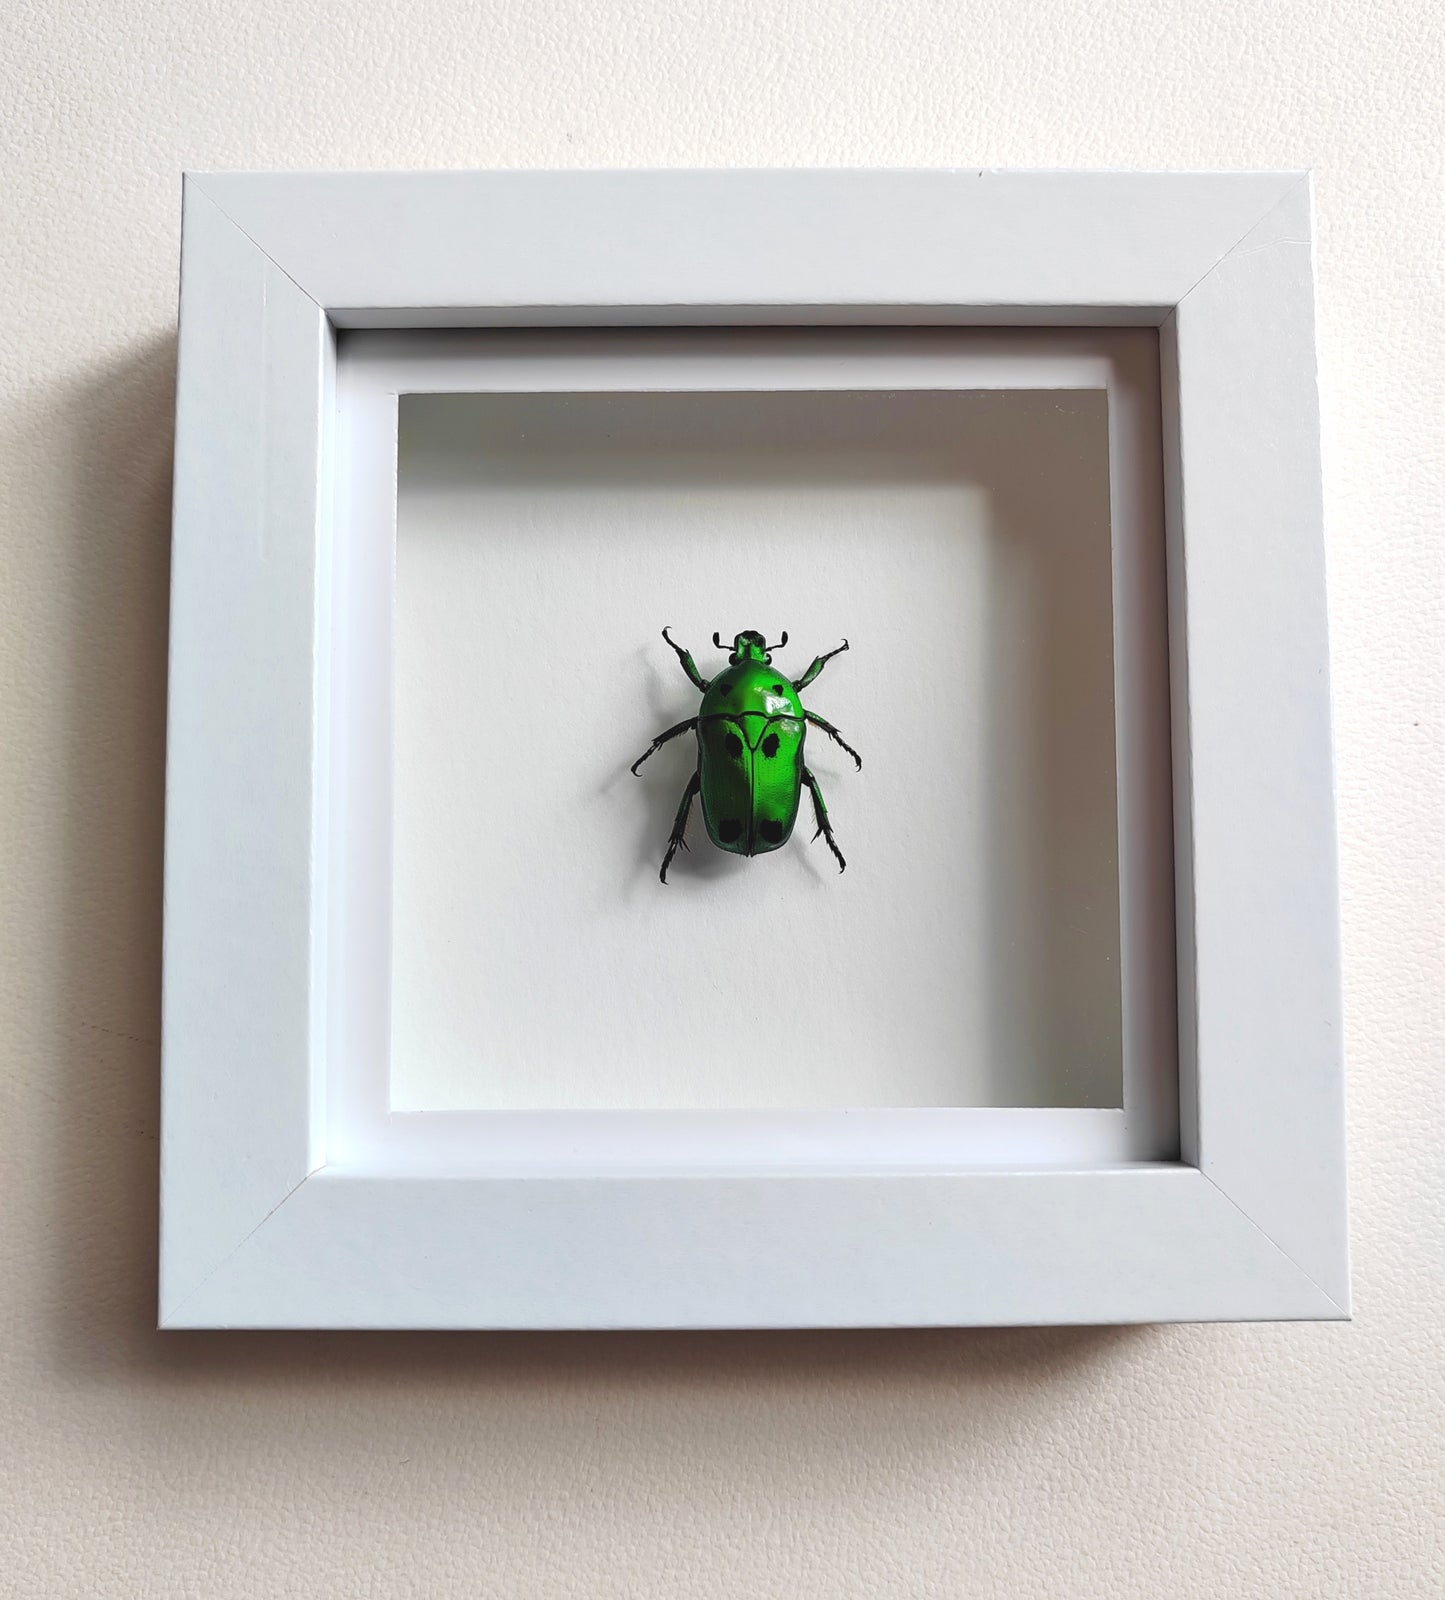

{"left": 161, "top": 169, "right": 1347, "bottom": 1328}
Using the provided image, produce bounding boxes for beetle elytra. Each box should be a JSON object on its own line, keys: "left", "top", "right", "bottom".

{"left": 631, "top": 628, "right": 861, "bottom": 883}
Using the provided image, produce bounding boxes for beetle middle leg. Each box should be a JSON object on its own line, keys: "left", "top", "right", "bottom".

{"left": 792, "top": 637, "right": 849, "bottom": 691}
{"left": 630, "top": 717, "right": 698, "bottom": 775}
{"left": 802, "top": 766, "right": 846, "bottom": 873}
{"left": 804, "top": 710, "right": 862, "bottom": 771}
{"left": 659, "top": 771, "right": 701, "bottom": 884}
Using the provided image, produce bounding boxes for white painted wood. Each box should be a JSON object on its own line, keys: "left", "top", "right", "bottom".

{"left": 326, "top": 329, "right": 1175, "bottom": 1168}
{"left": 335, "top": 1108, "right": 1138, "bottom": 1176}
{"left": 160, "top": 181, "right": 332, "bottom": 1320}
{"left": 163, "top": 1167, "right": 1340, "bottom": 1329}
{"left": 189, "top": 169, "right": 1302, "bottom": 326}
{"left": 1101, "top": 330, "right": 1180, "bottom": 1160}
{"left": 162, "top": 169, "right": 1347, "bottom": 1328}
{"left": 1165, "top": 178, "right": 1348, "bottom": 1307}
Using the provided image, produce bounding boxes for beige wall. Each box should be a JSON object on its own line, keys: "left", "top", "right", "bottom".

{"left": 2, "top": 1, "right": 1440, "bottom": 1594}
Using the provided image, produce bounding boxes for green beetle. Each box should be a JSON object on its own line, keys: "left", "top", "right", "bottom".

{"left": 631, "top": 627, "right": 861, "bottom": 883}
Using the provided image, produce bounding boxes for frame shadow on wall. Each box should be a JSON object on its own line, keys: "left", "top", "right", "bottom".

{"left": 47, "top": 337, "right": 1149, "bottom": 1395}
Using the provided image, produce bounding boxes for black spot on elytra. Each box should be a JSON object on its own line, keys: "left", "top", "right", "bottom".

{"left": 772, "top": 683, "right": 786, "bottom": 695}
{"left": 759, "top": 818, "right": 784, "bottom": 845}
{"left": 717, "top": 818, "right": 743, "bottom": 843}
{"left": 761, "top": 733, "right": 780, "bottom": 758}
{"left": 724, "top": 732, "right": 743, "bottom": 759}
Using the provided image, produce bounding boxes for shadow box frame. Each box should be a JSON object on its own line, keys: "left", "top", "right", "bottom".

{"left": 160, "top": 168, "right": 1348, "bottom": 1329}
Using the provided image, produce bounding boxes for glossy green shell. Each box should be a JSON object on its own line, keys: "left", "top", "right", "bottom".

{"left": 697, "top": 661, "right": 805, "bottom": 855}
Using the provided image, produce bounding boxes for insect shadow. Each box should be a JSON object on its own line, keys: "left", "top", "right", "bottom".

{"left": 598, "top": 645, "right": 743, "bottom": 888}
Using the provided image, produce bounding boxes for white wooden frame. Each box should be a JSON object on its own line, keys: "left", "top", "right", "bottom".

{"left": 162, "top": 170, "right": 1347, "bottom": 1328}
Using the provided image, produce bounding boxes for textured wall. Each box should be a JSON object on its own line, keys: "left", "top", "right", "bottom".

{"left": 2, "top": 0, "right": 1441, "bottom": 1594}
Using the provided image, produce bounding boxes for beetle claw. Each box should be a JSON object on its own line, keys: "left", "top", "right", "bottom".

{"left": 812, "top": 822, "right": 846, "bottom": 872}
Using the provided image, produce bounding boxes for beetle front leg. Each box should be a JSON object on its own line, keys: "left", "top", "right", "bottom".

{"left": 792, "top": 637, "right": 848, "bottom": 691}
{"left": 660, "top": 771, "right": 701, "bottom": 883}
{"left": 803, "top": 710, "right": 862, "bottom": 770}
{"left": 661, "top": 626, "right": 710, "bottom": 692}
{"left": 802, "top": 766, "right": 846, "bottom": 873}
{"left": 630, "top": 717, "right": 698, "bottom": 775}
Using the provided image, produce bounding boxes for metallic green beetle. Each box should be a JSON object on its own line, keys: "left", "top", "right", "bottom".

{"left": 631, "top": 627, "right": 861, "bottom": 883}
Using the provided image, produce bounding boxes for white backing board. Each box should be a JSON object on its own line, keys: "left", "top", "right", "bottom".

{"left": 392, "top": 387, "right": 1122, "bottom": 1111}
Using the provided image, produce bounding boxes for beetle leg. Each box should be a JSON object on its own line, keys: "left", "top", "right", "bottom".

{"left": 802, "top": 766, "right": 846, "bottom": 873}
{"left": 792, "top": 637, "right": 848, "bottom": 691}
{"left": 662, "top": 627, "right": 710, "bottom": 692}
{"left": 630, "top": 717, "right": 698, "bottom": 775}
{"left": 660, "top": 772, "right": 701, "bottom": 884}
{"left": 803, "top": 710, "right": 862, "bottom": 771}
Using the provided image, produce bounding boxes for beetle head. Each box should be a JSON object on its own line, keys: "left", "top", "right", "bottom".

{"left": 713, "top": 629, "right": 788, "bottom": 665}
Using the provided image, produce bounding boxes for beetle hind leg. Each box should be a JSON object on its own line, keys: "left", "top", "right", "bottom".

{"left": 802, "top": 766, "right": 846, "bottom": 873}
{"left": 660, "top": 772, "right": 701, "bottom": 883}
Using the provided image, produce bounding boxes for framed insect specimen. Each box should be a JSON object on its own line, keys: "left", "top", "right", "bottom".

{"left": 161, "top": 169, "right": 1346, "bottom": 1328}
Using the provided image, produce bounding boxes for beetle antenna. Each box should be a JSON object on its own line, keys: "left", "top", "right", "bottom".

{"left": 712, "top": 632, "right": 725, "bottom": 648}
{"left": 770, "top": 632, "right": 788, "bottom": 651}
